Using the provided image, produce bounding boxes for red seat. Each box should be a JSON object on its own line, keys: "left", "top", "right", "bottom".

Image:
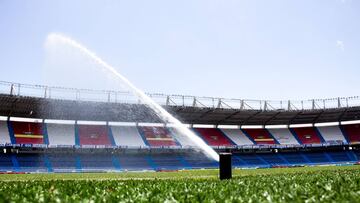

{"left": 341, "top": 124, "right": 360, "bottom": 144}
{"left": 12, "top": 121, "right": 44, "bottom": 144}
{"left": 140, "top": 127, "right": 178, "bottom": 146}
{"left": 242, "top": 129, "right": 276, "bottom": 145}
{"left": 291, "top": 127, "right": 323, "bottom": 144}
{"left": 194, "top": 128, "right": 234, "bottom": 146}
{"left": 78, "top": 125, "right": 111, "bottom": 145}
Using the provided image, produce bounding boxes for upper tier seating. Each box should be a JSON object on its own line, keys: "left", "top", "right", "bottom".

{"left": 0, "top": 122, "right": 358, "bottom": 147}
{"left": 111, "top": 126, "right": 147, "bottom": 147}
{"left": 138, "top": 127, "right": 178, "bottom": 146}
{"left": 11, "top": 121, "right": 45, "bottom": 144}
{"left": 78, "top": 125, "right": 113, "bottom": 146}
{"left": 220, "top": 129, "right": 254, "bottom": 145}
{"left": 167, "top": 128, "right": 197, "bottom": 147}
{"left": 241, "top": 129, "right": 277, "bottom": 145}
{"left": 194, "top": 128, "right": 235, "bottom": 147}
{"left": 0, "top": 121, "right": 10, "bottom": 144}
{"left": 316, "top": 126, "right": 347, "bottom": 144}
{"left": 341, "top": 124, "right": 360, "bottom": 144}
{"left": 47, "top": 124, "right": 75, "bottom": 145}
{"left": 290, "top": 127, "right": 324, "bottom": 144}
{"left": 267, "top": 128, "right": 300, "bottom": 145}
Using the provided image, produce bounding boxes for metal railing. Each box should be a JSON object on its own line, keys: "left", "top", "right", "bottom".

{"left": 1, "top": 81, "right": 359, "bottom": 111}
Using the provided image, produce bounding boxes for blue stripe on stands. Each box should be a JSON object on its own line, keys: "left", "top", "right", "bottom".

{"left": 299, "top": 152, "right": 311, "bottom": 163}
{"left": 112, "top": 156, "right": 121, "bottom": 171}
{"left": 346, "top": 151, "right": 358, "bottom": 162}
{"left": 44, "top": 154, "right": 53, "bottom": 172}
{"left": 240, "top": 129, "right": 256, "bottom": 144}
{"left": 74, "top": 122, "right": 80, "bottom": 146}
{"left": 323, "top": 152, "right": 334, "bottom": 163}
{"left": 265, "top": 129, "right": 280, "bottom": 144}
{"left": 289, "top": 128, "right": 302, "bottom": 145}
{"left": 277, "top": 153, "right": 290, "bottom": 165}
{"left": 42, "top": 122, "right": 50, "bottom": 145}
{"left": 314, "top": 127, "right": 326, "bottom": 143}
{"left": 218, "top": 129, "right": 237, "bottom": 145}
{"left": 107, "top": 126, "right": 116, "bottom": 146}
{"left": 255, "top": 154, "right": 269, "bottom": 166}
{"left": 146, "top": 155, "right": 157, "bottom": 170}
{"left": 136, "top": 126, "right": 150, "bottom": 146}
{"left": 7, "top": 120, "right": 16, "bottom": 144}
{"left": 75, "top": 156, "right": 82, "bottom": 172}
{"left": 339, "top": 125, "right": 351, "bottom": 144}
{"left": 11, "top": 154, "right": 19, "bottom": 172}
{"left": 178, "top": 156, "right": 191, "bottom": 169}
{"left": 233, "top": 155, "right": 247, "bottom": 165}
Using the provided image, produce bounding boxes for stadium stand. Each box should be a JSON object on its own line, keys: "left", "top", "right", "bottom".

{"left": 47, "top": 153, "right": 77, "bottom": 172}
{"left": 267, "top": 128, "right": 300, "bottom": 145}
{"left": 219, "top": 129, "right": 254, "bottom": 146}
{"left": 0, "top": 154, "right": 15, "bottom": 172}
{"left": 47, "top": 123, "right": 75, "bottom": 146}
{"left": 79, "top": 153, "right": 115, "bottom": 171}
{"left": 77, "top": 125, "right": 113, "bottom": 146}
{"left": 194, "top": 128, "right": 235, "bottom": 146}
{"left": 0, "top": 121, "right": 11, "bottom": 144}
{"left": 316, "top": 126, "right": 347, "bottom": 144}
{"left": 16, "top": 154, "right": 49, "bottom": 172}
{"left": 138, "top": 126, "right": 178, "bottom": 146}
{"left": 341, "top": 124, "right": 360, "bottom": 144}
{"left": 111, "top": 126, "right": 147, "bottom": 147}
{"left": 10, "top": 121, "right": 45, "bottom": 144}
{"left": 290, "top": 127, "right": 324, "bottom": 144}
{"left": 241, "top": 129, "right": 278, "bottom": 145}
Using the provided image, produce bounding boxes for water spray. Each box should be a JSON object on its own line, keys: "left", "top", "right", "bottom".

{"left": 45, "top": 33, "right": 219, "bottom": 162}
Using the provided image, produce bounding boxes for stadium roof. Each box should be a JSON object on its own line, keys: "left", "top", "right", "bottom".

{"left": 1, "top": 81, "right": 360, "bottom": 125}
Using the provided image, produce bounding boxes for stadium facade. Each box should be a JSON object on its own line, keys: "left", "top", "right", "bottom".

{"left": 0, "top": 81, "right": 359, "bottom": 173}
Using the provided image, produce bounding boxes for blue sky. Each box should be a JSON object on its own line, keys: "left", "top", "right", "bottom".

{"left": 0, "top": 0, "right": 359, "bottom": 100}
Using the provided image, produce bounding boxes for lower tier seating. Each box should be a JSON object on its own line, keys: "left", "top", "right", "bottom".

{"left": 0, "top": 150, "right": 357, "bottom": 172}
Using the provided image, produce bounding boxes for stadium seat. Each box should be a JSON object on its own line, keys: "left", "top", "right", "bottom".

{"left": 138, "top": 126, "right": 179, "bottom": 147}
{"left": 316, "top": 126, "right": 347, "bottom": 144}
{"left": 115, "top": 154, "right": 154, "bottom": 171}
{"left": 47, "top": 153, "right": 77, "bottom": 172}
{"left": 0, "top": 121, "right": 11, "bottom": 145}
{"left": 111, "top": 126, "right": 147, "bottom": 147}
{"left": 194, "top": 128, "right": 235, "bottom": 147}
{"left": 78, "top": 125, "right": 113, "bottom": 146}
{"left": 219, "top": 129, "right": 254, "bottom": 146}
{"left": 10, "top": 121, "right": 45, "bottom": 144}
{"left": 267, "top": 128, "right": 300, "bottom": 145}
{"left": 0, "top": 154, "right": 15, "bottom": 171}
{"left": 341, "top": 124, "right": 360, "bottom": 144}
{"left": 290, "top": 127, "right": 324, "bottom": 144}
{"left": 241, "top": 129, "right": 278, "bottom": 145}
{"left": 16, "top": 154, "right": 49, "bottom": 172}
{"left": 47, "top": 123, "right": 75, "bottom": 146}
{"left": 79, "top": 154, "right": 115, "bottom": 171}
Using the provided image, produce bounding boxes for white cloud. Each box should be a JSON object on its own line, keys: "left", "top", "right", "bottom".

{"left": 336, "top": 40, "right": 345, "bottom": 51}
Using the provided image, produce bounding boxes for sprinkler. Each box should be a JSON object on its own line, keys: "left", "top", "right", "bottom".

{"left": 219, "top": 152, "right": 232, "bottom": 180}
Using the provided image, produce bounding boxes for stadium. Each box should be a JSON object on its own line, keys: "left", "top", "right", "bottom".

{"left": 1, "top": 81, "right": 360, "bottom": 172}
{"left": 2, "top": 1, "right": 360, "bottom": 202}
{"left": 0, "top": 80, "right": 360, "bottom": 202}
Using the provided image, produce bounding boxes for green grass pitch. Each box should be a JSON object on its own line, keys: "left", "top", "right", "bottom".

{"left": 0, "top": 165, "right": 359, "bottom": 202}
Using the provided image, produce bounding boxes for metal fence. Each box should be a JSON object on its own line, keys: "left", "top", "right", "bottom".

{"left": 1, "top": 81, "right": 359, "bottom": 111}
